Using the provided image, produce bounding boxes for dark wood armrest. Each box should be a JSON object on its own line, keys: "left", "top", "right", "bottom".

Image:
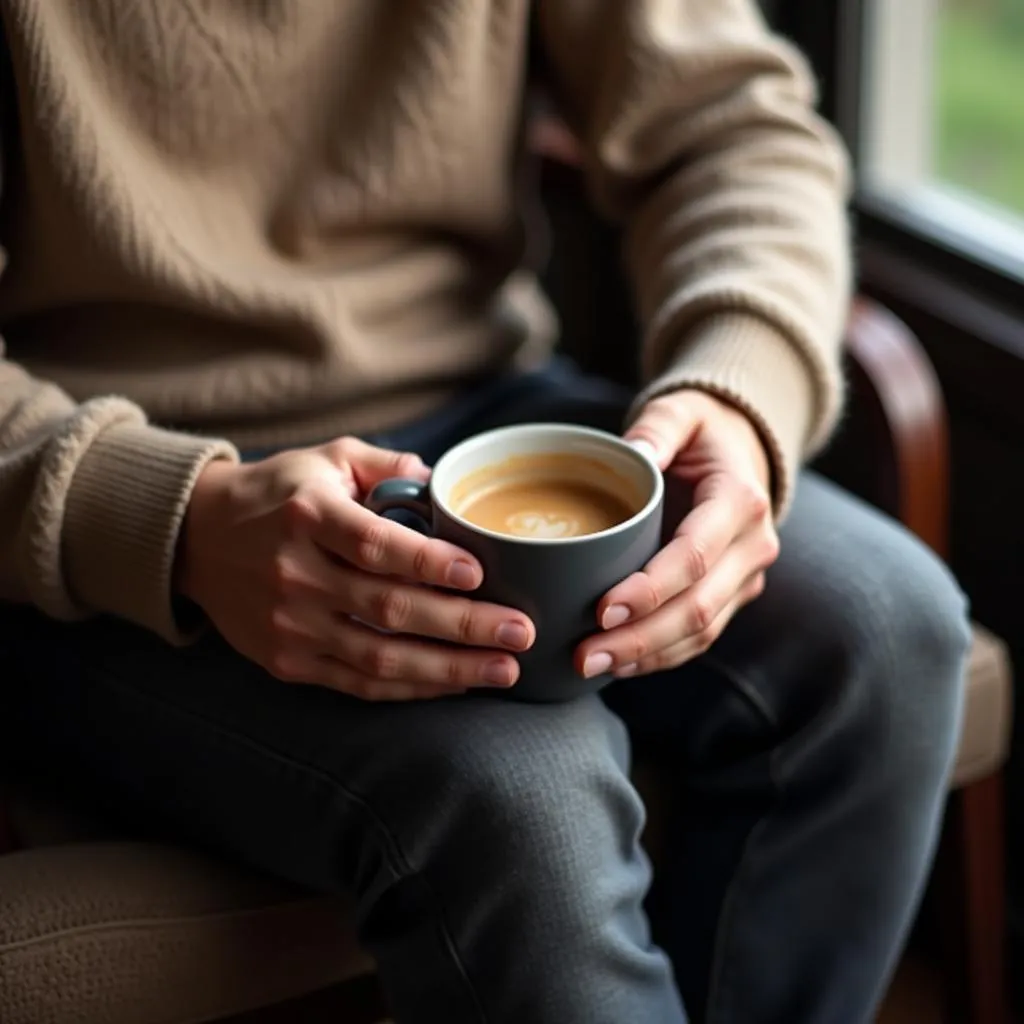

{"left": 844, "top": 299, "right": 950, "bottom": 557}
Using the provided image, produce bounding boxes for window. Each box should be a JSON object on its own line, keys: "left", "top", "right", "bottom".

{"left": 860, "top": 0, "right": 1024, "bottom": 282}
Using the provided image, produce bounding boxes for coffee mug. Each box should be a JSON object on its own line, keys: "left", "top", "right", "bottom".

{"left": 366, "top": 423, "right": 664, "bottom": 702}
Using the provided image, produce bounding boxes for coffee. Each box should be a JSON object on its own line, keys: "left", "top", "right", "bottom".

{"left": 452, "top": 453, "right": 639, "bottom": 539}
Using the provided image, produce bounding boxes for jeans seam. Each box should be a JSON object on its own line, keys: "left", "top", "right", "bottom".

{"left": 700, "top": 650, "right": 779, "bottom": 731}
{"left": 93, "top": 667, "right": 491, "bottom": 1024}
{"left": 702, "top": 798, "right": 776, "bottom": 1024}
{"left": 700, "top": 651, "right": 783, "bottom": 1024}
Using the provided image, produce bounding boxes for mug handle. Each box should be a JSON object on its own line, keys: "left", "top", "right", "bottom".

{"left": 365, "top": 478, "right": 433, "bottom": 523}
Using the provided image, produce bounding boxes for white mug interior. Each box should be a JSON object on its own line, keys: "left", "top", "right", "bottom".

{"left": 429, "top": 423, "right": 664, "bottom": 545}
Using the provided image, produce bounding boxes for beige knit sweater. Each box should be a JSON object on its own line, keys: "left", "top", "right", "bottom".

{"left": 0, "top": 0, "right": 850, "bottom": 643}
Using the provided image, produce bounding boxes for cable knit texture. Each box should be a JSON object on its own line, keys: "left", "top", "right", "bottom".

{"left": 0, "top": 0, "right": 850, "bottom": 640}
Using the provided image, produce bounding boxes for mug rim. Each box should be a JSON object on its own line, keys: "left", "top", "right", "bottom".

{"left": 429, "top": 422, "right": 664, "bottom": 546}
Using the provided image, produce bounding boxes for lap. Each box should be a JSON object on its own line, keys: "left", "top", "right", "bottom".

{"left": 1, "top": 359, "right": 967, "bottom": 868}
{"left": 2, "top": 611, "right": 631, "bottom": 887}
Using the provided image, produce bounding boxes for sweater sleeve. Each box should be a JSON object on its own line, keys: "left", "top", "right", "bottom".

{"left": 536, "top": 0, "right": 852, "bottom": 514}
{"left": 0, "top": 349, "right": 238, "bottom": 642}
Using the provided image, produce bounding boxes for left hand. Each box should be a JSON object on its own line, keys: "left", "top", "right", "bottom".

{"left": 576, "top": 390, "right": 780, "bottom": 680}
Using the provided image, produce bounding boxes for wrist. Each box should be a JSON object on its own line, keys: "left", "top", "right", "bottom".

{"left": 729, "top": 402, "right": 773, "bottom": 491}
{"left": 174, "top": 459, "right": 237, "bottom": 604}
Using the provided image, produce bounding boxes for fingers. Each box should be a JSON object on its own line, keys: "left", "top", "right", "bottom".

{"left": 613, "top": 572, "right": 766, "bottom": 679}
{"left": 270, "top": 652, "right": 467, "bottom": 702}
{"left": 578, "top": 529, "right": 775, "bottom": 679}
{"left": 272, "top": 549, "right": 534, "bottom": 652}
{"left": 598, "top": 472, "right": 770, "bottom": 627}
{"left": 266, "top": 607, "right": 520, "bottom": 696}
{"left": 623, "top": 394, "right": 701, "bottom": 469}
{"left": 332, "top": 562, "right": 535, "bottom": 651}
{"left": 304, "top": 496, "right": 484, "bottom": 590}
{"left": 326, "top": 616, "right": 519, "bottom": 689}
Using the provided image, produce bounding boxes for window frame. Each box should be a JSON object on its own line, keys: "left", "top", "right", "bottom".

{"left": 775, "top": 0, "right": 1024, "bottom": 376}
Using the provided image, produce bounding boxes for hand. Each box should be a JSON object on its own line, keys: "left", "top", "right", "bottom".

{"left": 576, "top": 391, "right": 779, "bottom": 680}
{"left": 178, "top": 438, "right": 535, "bottom": 700}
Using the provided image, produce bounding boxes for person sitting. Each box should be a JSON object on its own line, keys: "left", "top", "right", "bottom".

{"left": 0, "top": 2, "right": 969, "bottom": 1021}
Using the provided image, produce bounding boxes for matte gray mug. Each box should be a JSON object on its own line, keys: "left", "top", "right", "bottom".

{"left": 366, "top": 423, "right": 665, "bottom": 702}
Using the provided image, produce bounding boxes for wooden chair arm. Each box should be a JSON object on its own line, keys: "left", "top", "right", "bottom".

{"left": 844, "top": 299, "right": 951, "bottom": 558}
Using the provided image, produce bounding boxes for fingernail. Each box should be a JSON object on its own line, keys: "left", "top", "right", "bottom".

{"left": 602, "top": 604, "right": 631, "bottom": 630}
{"left": 482, "top": 659, "right": 516, "bottom": 687}
{"left": 628, "top": 439, "right": 659, "bottom": 461}
{"left": 582, "top": 651, "right": 614, "bottom": 679}
{"left": 446, "top": 560, "right": 479, "bottom": 590}
{"left": 496, "top": 621, "right": 530, "bottom": 651}
{"left": 615, "top": 662, "right": 639, "bottom": 678}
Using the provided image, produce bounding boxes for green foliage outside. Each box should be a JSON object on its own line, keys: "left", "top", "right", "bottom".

{"left": 936, "top": 3, "right": 1024, "bottom": 216}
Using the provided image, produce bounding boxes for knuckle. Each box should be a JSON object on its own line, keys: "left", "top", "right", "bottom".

{"left": 270, "top": 556, "right": 303, "bottom": 597}
{"left": 283, "top": 494, "right": 318, "bottom": 537}
{"left": 396, "top": 451, "right": 424, "bottom": 476}
{"left": 455, "top": 602, "right": 477, "bottom": 644}
{"left": 623, "top": 626, "right": 650, "bottom": 664}
{"left": 367, "top": 643, "right": 402, "bottom": 681}
{"left": 269, "top": 606, "right": 297, "bottom": 638}
{"left": 372, "top": 585, "right": 414, "bottom": 632}
{"left": 354, "top": 520, "right": 389, "bottom": 568}
{"left": 682, "top": 543, "right": 708, "bottom": 584}
{"left": 445, "top": 656, "right": 467, "bottom": 686}
{"left": 280, "top": 495, "right": 307, "bottom": 536}
{"left": 411, "top": 541, "right": 434, "bottom": 581}
{"left": 694, "top": 625, "right": 718, "bottom": 653}
{"left": 689, "top": 596, "right": 715, "bottom": 634}
{"left": 631, "top": 572, "right": 661, "bottom": 614}
{"left": 267, "top": 651, "right": 300, "bottom": 683}
{"left": 321, "top": 437, "right": 357, "bottom": 465}
{"left": 746, "top": 486, "right": 771, "bottom": 520}
{"left": 749, "top": 573, "right": 767, "bottom": 599}
{"left": 761, "top": 531, "right": 781, "bottom": 566}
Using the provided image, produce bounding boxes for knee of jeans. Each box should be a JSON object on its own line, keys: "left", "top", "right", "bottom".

{"left": 815, "top": 528, "right": 971, "bottom": 782}
{"left": 402, "top": 699, "right": 645, "bottom": 890}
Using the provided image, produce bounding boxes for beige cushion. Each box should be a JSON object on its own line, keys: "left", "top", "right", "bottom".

{"left": 0, "top": 842, "right": 370, "bottom": 1024}
{"left": 950, "top": 623, "right": 1013, "bottom": 788}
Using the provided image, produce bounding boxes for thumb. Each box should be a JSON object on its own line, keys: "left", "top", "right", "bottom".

{"left": 624, "top": 395, "right": 700, "bottom": 470}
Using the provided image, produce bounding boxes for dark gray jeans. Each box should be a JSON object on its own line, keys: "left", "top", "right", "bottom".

{"left": 2, "top": 361, "right": 970, "bottom": 1023}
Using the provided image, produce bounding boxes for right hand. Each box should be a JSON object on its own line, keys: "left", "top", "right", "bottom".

{"left": 177, "top": 438, "right": 535, "bottom": 701}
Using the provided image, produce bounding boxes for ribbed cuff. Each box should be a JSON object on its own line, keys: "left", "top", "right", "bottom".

{"left": 631, "top": 313, "right": 821, "bottom": 518}
{"left": 62, "top": 423, "right": 238, "bottom": 643}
